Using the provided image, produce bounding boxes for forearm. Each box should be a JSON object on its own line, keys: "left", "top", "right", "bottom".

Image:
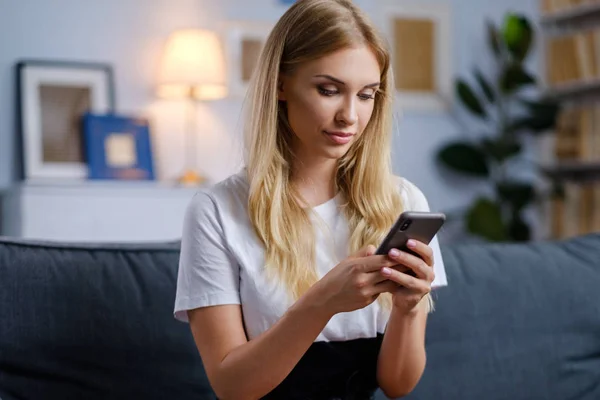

{"left": 377, "top": 300, "right": 428, "bottom": 398}
{"left": 215, "top": 291, "right": 332, "bottom": 400}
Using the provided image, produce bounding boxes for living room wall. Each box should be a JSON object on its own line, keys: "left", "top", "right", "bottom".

{"left": 0, "top": 0, "right": 540, "bottom": 238}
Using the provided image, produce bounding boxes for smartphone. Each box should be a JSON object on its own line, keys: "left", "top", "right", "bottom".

{"left": 375, "top": 211, "right": 446, "bottom": 272}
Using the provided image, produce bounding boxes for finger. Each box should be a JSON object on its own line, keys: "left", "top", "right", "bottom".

{"left": 349, "top": 244, "right": 377, "bottom": 259}
{"left": 356, "top": 255, "right": 399, "bottom": 273}
{"left": 406, "top": 240, "right": 434, "bottom": 267}
{"left": 380, "top": 266, "right": 432, "bottom": 294}
{"left": 372, "top": 280, "right": 400, "bottom": 295}
{"left": 363, "top": 268, "right": 394, "bottom": 286}
{"left": 387, "top": 248, "right": 434, "bottom": 282}
{"left": 365, "top": 245, "right": 376, "bottom": 256}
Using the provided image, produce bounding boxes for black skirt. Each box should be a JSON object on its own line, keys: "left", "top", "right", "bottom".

{"left": 261, "top": 334, "right": 384, "bottom": 400}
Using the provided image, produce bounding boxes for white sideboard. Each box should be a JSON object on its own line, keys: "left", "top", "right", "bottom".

{"left": 1, "top": 181, "right": 202, "bottom": 242}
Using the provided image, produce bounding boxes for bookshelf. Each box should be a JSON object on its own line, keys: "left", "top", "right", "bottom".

{"left": 546, "top": 78, "right": 600, "bottom": 102}
{"left": 540, "top": 0, "right": 600, "bottom": 238}
{"left": 542, "top": 160, "right": 600, "bottom": 181}
{"left": 541, "top": 1, "right": 600, "bottom": 26}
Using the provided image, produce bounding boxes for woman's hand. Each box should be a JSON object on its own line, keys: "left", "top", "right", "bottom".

{"left": 308, "top": 245, "right": 401, "bottom": 317}
{"left": 380, "top": 239, "right": 435, "bottom": 314}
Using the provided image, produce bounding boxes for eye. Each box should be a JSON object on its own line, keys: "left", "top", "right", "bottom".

{"left": 317, "top": 86, "right": 338, "bottom": 96}
{"left": 358, "top": 91, "right": 376, "bottom": 101}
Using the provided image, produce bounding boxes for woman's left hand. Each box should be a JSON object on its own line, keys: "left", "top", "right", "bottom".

{"left": 379, "top": 239, "right": 435, "bottom": 314}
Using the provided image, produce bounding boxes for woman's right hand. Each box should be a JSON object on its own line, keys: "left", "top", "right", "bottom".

{"left": 307, "top": 245, "right": 401, "bottom": 316}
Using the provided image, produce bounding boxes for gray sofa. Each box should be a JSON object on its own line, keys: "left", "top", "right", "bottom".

{"left": 1, "top": 233, "right": 599, "bottom": 400}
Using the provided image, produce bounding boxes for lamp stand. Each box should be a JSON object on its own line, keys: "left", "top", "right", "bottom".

{"left": 178, "top": 92, "right": 206, "bottom": 186}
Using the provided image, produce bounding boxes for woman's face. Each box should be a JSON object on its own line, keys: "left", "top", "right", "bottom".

{"left": 279, "top": 45, "right": 381, "bottom": 164}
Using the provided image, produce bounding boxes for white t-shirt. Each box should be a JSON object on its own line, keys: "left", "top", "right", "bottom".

{"left": 174, "top": 171, "right": 447, "bottom": 342}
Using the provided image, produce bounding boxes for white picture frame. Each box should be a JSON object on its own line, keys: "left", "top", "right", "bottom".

{"left": 16, "top": 60, "right": 115, "bottom": 181}
{"left": 221, "top": 21, "right": 275, "bottom": 98}
{"left": 376, "top": 2, "right": 452, "bottom": 112}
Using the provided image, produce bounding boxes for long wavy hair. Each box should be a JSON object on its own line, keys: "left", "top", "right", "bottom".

{"left": 243, "top": 0, "right": 431, "bottom": 311}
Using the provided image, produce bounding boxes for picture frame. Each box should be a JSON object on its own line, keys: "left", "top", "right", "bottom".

{"left": 376, "top": 2, "right": 452, "bottom": 112}
{"left": 16, "top": 59, "right": 115, "bottom": 181}
{"left": 221, "top": 21, "right": 275, "bottom": 98}
{"left": 82, "top": 113, "right": 155, "bottom": 181}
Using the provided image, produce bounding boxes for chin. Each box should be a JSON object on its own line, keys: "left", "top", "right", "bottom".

{"left": 320, "top": 145, "right": 353, "bottom": 160}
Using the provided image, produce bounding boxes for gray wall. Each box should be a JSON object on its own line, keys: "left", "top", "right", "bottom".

{"left": 0, "top": 0, "right": 541, "bottom": 239}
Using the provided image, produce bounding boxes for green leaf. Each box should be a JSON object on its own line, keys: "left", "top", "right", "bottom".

{"left": 437, "top": 142, "right": 490, "bottom": 177}
{"left": 486, "top": 20, "right": 502, "bottom": 58}
{"left": 522, "top": 98, "right": 561, "bottom": 116}
{"left": 466, "top": 198, "right": 507, "bottom": 241}
{"left": 508, "top": 115, "right": 555, "bottom": 134}
{"left": 481, "top": 138, "right": 521, "bottom": 162}
{"left": 500, "top": 63, "right": 535, "bottom": 93}
{"left": 502, "top": 13, "right": 533, "bottom": 62}
{"left": 508, "top": 98, "right": 561, "bottom": 134}
{"left": 508, "top": 213, "right": 531, "bottom": 241}
{"left": 474, "top": 69, "right": 495, "bottom": 103}
{"left": 456, "top": 80, "right": 487, "bottom": 118}
{"left": 496, "top": 182, "right": 535, "bottom": 212}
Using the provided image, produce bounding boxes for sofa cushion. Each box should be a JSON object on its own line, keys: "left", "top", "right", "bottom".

{"left": 402, "top": 233, "right": 600, "bottom": 400}
{"left": 0, "top": 238, "right": 215, "bottom": 400}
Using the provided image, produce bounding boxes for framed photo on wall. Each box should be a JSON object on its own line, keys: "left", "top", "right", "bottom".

{"left": 376, "top": 2, "right": 452, "bottom": 112}
{"left": 82, "top": 113, "right": 155, "bottom": 181}
{"left": 221, "top": 21, "right": 274, "bottom": 98}
{"left": 16, "top": 60, "right": 115, "bottom": 181}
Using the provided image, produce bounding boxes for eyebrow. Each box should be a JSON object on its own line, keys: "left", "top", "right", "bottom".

{"left": 314, "top": 74, "right": 380, "bottom": 88}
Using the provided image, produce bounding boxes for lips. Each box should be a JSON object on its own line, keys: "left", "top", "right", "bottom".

{"left": 324, "top": 131, "right": 354, "bottom": 145}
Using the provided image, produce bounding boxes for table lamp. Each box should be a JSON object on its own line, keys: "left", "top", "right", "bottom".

{"left": 157, "top": 29, "right": 227, "bottom": 186}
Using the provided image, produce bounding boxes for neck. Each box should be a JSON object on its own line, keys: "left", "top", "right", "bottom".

{"left": 290, "top": 158, "right": 338, "bottom": 207}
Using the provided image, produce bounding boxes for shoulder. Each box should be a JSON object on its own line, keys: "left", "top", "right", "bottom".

{"left": 185, "top": 170, "right": 249, "bottom": 222}
{"left": 393, "top": 175, "right": 430, "bottom": 212}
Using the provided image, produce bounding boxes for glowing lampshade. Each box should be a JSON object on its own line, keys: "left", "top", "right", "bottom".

{"left": 157, "top": 29, "right": 227, "bottom": 100}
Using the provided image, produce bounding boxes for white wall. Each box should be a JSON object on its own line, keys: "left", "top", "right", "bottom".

{"left": 0, "top": 0, "right": 541, "bottom": 242}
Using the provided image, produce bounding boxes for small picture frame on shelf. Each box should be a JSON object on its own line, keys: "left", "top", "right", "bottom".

{"left": 376, "top": 2, "right": 452, "bottom": 112}
{"left": 15, "top": 59, "right": 115, "bottom": 181}
{"left": 221, "top": 21, "right": 274, "bottom": 98}
{"left": 82, "top": 113, "right": 155, "bottom": 181}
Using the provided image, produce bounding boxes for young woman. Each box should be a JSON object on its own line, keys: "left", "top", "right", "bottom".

{"left": 174, "top": 0, "right": 446, "bottom": 398}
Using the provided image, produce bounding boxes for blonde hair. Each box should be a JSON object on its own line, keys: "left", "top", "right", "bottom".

{"left": 243, "top": 0, "right": 431, "bottom": 311}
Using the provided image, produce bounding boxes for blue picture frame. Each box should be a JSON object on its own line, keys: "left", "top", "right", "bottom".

{"left": 82, "top": 113, "right": 155, "bottom": 181}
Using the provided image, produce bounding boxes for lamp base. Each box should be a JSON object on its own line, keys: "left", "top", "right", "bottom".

{"left": 178, "top": 169, "right": 206, "bottom": 186}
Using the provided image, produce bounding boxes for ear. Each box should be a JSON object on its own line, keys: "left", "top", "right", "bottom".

{"left": 277, "top": 78, "right": 286, "bottom": 101}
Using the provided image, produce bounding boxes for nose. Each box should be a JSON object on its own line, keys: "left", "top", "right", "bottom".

{"left": 335, "top": 95, "right": 358, "bottom": 126}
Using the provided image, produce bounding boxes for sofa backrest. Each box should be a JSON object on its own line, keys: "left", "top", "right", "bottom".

{"left": 405, "top": 233, "right": 600, "bottom": 400}
{"left": 0, "top": 237, "right": 215, "bottom": 400}
{"left": 2, "top": 234, "right": 600, "bottom": 400}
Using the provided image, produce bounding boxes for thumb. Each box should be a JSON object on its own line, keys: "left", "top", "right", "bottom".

{"left": 350, "top": 244, "right": 377, "bottom": 258}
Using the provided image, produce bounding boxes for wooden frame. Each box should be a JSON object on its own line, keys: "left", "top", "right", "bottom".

{"left": 377, "top": 2, "right": 452, "bottom": 112}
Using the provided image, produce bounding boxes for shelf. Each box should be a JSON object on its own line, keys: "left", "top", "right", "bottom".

{"left": 541, "top": 2, "right": 600, "bottom": 26}
{"left": 545, "top": 78, "right": 600, "bottom": 103}
{"left": 1, "top": 182, "right": 200, "bottom": 241}
{"left": 1, "top": 180, "right": 204, "bottom": 199}
{"left": 541, "top": 160, "right": 600, "bottom": 182}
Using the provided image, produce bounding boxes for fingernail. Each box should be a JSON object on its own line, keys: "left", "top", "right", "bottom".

{"left": 389, "top": 248, "right": 400, "bottom": 257}
{"left": 381, "top": 267, "right": 392, "bottom": 276}
{"left": 407, "top": 240, "right": 416, "bottom": 248}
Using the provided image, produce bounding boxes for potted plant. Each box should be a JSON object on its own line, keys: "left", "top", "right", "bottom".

{"left": 437, "top": 12, "right": 561, "bottom": 242}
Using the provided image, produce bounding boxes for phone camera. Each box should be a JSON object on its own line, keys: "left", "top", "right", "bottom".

{"left": 400, "top": 220, "right": 412, "bottom": 231}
